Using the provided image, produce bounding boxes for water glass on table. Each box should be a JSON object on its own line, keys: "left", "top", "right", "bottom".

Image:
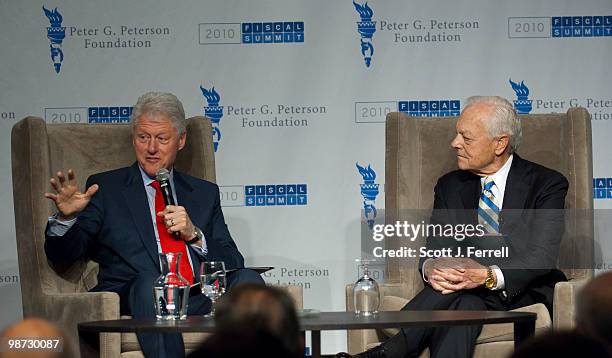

{"left": 200, "top": 261, "right": 227, "bottom": 317}
{"left": 353, "top": 258, "right": 380, "bottom": 316}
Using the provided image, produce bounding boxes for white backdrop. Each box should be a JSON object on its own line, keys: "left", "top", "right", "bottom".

{"left": 1, "top": 0, "right": 612, "bottom": 353}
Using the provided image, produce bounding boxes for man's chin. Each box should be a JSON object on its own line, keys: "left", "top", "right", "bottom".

{"left": 456, "top": 158, "right": 468, "bottom": 170}
{"left": 140, "top": 163, "right": 163, "bottom": 178}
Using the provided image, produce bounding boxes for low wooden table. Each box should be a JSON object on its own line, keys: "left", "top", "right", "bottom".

{"left": 78, "top": 310, "right": 536, "bottom": 357}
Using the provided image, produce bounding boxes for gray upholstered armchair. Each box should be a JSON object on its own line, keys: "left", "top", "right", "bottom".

{"left": 346, "top": 108, "right": 593, "bottom": 357}
{"left": 11, "top": 116, "right": 303, "bottom": 357}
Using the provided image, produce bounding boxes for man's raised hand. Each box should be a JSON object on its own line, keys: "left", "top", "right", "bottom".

{"left": 44, "top": 169, "right": 99, "bottom": 220}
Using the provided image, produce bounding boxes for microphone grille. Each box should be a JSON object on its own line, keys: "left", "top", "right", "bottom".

{"left": 155, "top": 168, "right": 171, "bottom": 182}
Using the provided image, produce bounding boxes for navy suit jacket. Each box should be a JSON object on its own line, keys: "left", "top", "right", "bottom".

{"left": 420, "top": 154, "right": 569, "bottom": 308}
{"left": 44, "top": 163, "right": 245, "bottom": 293}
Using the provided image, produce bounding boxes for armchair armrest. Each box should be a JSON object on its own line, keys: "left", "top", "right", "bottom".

{"left": 45, "top": 291, "right": 120, "bottom": 321}
{"left": 345, "top": 283, "right": 410, "bottom": 354}
{"left": 45, "top": 291, "right": 121, "bottom": 358}
{"left": 553, "top": 278, "right": 589, "bottom": 330}
{"left": 276, "top": 284, "right": 304, "bottom": 310}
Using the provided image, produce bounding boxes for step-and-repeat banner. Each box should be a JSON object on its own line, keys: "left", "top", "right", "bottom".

{"left": 1, "top": 0, "right": 611, "bottom": 353}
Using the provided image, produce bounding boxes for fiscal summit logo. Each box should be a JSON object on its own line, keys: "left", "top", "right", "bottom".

{"left": 398, "top": 99, "right": 461, "bottom": 117}
{"left": 552, "top": 16, "right": 612, "bottom": 37}
{"left": 352, "top": 1, "right": 376, "bottom": 68}
{"left": 44, "top": 106, "right": 132, "bottom": 123}
{"left": 241, "top": 22, "right": 304, "bottom": 44}
{"left": 245, "top": 184, "right": 308, "bottom": 206}
{"left": 43, "top": 6, "right": 66, "bottom": 73}
{"left": 217, "top": 185, "right": 308, "bottom": 207}
{"left": 200, "top": 85, "right": 224, "bottom": 152}
{"left": 88, "top": 107, "right": 132, "bottom": 123}
{"left": 199, "top": 22, "right": 304, "bottom": 45}
{"left": 594, "top": 178, "right": 612, "bottom": 199}
{"left": 354, "top": 98, "right": 461, "bottom": 124}
{"left": 356, "top": 163, "right": 380, "bottom": 229}
{"left": 508, "top": 16, "right": 612, "bottom": 39}
{"left": 509, "top": 79, "right": 533, "bottom": 114}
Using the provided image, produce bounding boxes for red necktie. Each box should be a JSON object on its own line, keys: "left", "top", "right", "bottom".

{"left": 150, "top": 181, "right": 194, "bottom": 284}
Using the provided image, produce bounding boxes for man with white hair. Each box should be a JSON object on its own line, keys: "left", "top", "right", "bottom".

{"left": 340, "top": 96, "right": 569, "bottom": 358}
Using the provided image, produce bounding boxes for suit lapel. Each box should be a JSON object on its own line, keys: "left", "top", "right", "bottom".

{"left": 460, "top": 172, "right": 481, "bottom": 210}
{"left": 459, "top": 172, "right": 480, "bottom": 224}
{"left": 501, "top": 155, "right": 530, "bottom": 234}
{"left": 122, "top": 163, "right": 159, "bottom": 269}
{"left": 174, "top": 170, "right": 199, "bottom": 226}
{"left": 502, "top": 155, "right": 530, "bottom": 210}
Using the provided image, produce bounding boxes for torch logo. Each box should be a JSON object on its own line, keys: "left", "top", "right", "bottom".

{"left": 42, "top": 6, "right": 66, "bottom": 74}
{"left": 509, "top": 79, "right": 533, "bottom": 114}
{"left": 356, "top": 163, "right": 379, "bottom": 229}
{"left": 352, "top": 1, "right": 376, "bottom": 68}
{"left": 200, "top": 85, "right": 224, "bottom": 152}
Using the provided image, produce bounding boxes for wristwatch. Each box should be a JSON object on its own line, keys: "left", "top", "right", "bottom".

{"left": 186, "top": 227, "right": 203, "bottom": 244}
{"left": 484, "top": 266, "right": 496, "bottom": 289}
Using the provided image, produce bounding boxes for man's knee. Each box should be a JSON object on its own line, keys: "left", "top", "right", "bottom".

{"left": 126, "top": 271, "right": 160, "bottom": 315}
{"left": 402, "top": 286, "right": 462, "bottom": 311}
{"left": 130, "top": 271, "right": 159, "bottom": 294}
{"left": 450, "top": 293, "right": 487, "bottom": 310}
{"left": 187, "top": 293, "right": 212, "bottom": 316}
{"left": 227, "top": 268, "right": 264, "bottom": 289}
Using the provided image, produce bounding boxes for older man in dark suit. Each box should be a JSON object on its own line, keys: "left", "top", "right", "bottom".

{"left": 340, "top": 96, "right": 568, "bottom": 358}
{"left": 43, "top": 92, "right": 263, "bottom": 358}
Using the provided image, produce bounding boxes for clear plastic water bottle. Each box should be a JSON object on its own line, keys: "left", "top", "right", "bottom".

{"left": 353, "top": 259, "right": 380, "bottom": 316}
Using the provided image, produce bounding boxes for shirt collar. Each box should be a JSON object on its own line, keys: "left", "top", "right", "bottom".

{"left": 137, "top": 164, "right": 174, "bottom": 187}
{"left": 481, "top": 154, "right": 513, "bottom": 191}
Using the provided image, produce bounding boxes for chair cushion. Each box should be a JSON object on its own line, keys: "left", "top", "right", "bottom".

{"left": 368, "top": 342, "right": 515, "bottom": 358}
{"left": 120, "top": 352, "right": 144, "bottom": 358}
{"left": 477, "top": 303, "right": 551, "bottom": 343}
{"left": 379, "top": 296, "right": 551, "bottom": 343}
{"left": 119, "top": 315, "right": 211, "bottom": 352}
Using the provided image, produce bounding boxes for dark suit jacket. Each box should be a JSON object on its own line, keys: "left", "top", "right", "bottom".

{"left": 44, "top": 163, "right": 245, "bottom": 293}
{"left": 420, "top": 154, "right": 569, "bottom": 309}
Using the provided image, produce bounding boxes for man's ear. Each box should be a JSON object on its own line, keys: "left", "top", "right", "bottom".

{"left": 494, "top": 135, "right": 509, "bottom": 155}
{"left": 178, "top": 131, "right": 186, "bottom": 151}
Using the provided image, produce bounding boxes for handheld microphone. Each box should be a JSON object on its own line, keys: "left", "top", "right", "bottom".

{"left": 155, "top": 168, "right": 180, "bottom": 238}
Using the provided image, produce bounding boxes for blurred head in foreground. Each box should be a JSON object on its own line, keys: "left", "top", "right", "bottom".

{"left": 189, "top": 284, "right": 302, "bottom": 358}
{"left": 0, "top": 318, "right": 74, "bottom": 358}
{"left": 576, "top": 272, "right": 612, "bottom": 348}
{"left": 510, "top": 330, "right": 610, "bottom": 358}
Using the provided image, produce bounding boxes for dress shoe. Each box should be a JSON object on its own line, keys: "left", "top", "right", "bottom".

{"left": 335, "top": 345, "right": 387, "bottom": 358}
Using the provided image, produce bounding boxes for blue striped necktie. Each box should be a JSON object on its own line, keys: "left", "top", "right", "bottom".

{"left": 478, "top": 177, "right": 500, "bottom": 234}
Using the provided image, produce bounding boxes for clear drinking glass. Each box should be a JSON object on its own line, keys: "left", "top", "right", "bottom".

{"left": 153, "top": 252, "right": 190, "bottom": 320}
{"left": 200, "top": 261, "right": 227, "bottom": 317}
{"left": 353, "top": 259, "right": 380, "bottom": 316}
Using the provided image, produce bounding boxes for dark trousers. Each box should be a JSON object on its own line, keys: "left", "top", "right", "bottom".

{"left": 381, "top": 286, "right": 536, "bottom": 358}
{"left": 119, "top": 268, "right": 264, "bottom": 358}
